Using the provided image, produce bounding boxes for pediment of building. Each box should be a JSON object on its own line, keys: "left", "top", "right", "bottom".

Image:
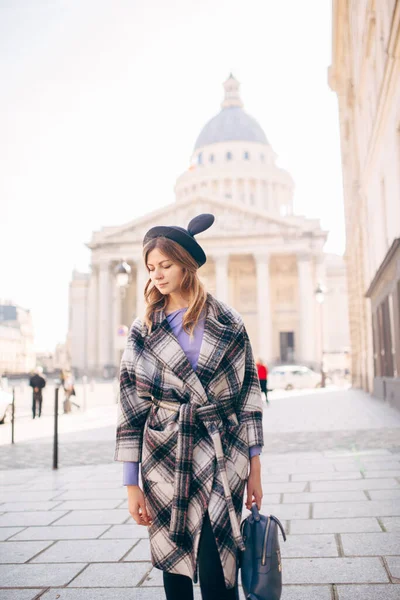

{"left": 88, "top": 196, "right": 323, "bottom": 248}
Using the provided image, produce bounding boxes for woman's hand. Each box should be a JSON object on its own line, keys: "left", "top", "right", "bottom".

{"left": 127, "top": 485, "right": 152, "bottom": 526}
{"left": 245, "top": 455, "right": 263, "bottom": 510}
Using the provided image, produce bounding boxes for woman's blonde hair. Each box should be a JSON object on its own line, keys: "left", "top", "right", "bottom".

{"left": 143, "top": 237, "right": 207, "bottom": 336}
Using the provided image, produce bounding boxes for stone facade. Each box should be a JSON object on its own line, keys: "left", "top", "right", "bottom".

{"left": 69, "top": 76, "right": 350, "bottom": 377}
{"left": 0, "top": 304, "right": 35, "bottom": 375}
{"left": 330, "top": 1, "right": 400, "bottom": 397}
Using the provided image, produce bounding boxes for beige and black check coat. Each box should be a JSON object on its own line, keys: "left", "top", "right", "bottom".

{"left": 115, "top": 293, "right": 264, "bottom": 588}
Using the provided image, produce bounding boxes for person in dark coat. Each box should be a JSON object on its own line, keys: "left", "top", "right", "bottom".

{"left": 29, "top": 367, "right": 46, "bottom": 418}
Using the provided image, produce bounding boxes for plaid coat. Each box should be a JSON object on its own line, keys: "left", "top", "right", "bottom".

{"left": 115, "top": 293, "right": 263, "bottom": 589}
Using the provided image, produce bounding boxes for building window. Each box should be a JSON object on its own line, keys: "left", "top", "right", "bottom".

{"left": 226, "top": 151, "right": 232, "bottom": 161}
{"left": 197, "top": 152, "right": 203, "bottom": 165}
{"left": 250, "top": 194, "right": 255, "bottom": 204}
{"left": 260, "top": 153, "right": 265, "bottom": 162}
{"left": 244, "top": 151, "right": 250, "bottom": 160}
{"left": 209, "top": 154, "right": 214, "bottom": 163}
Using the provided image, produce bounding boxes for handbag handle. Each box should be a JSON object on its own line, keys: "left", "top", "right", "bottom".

{"left": 250, "top": 505, "right": 287, "bottom": 542}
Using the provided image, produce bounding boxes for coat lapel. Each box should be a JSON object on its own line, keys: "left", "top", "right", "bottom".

{"left": 142, "top": 294, "right": 237, "bottom": 406}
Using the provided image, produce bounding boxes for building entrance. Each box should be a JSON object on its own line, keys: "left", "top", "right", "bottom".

{"left": 280, "top": 331, "right": 295, "bottom": 363}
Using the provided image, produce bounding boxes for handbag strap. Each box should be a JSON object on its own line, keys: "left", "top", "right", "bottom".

{"left": 270, "top": 514, "right": 287, "bottom": 542}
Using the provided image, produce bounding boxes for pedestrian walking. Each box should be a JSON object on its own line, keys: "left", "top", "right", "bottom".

{"left": 115, "top": 213, "right": 264, "bottom": 600}
{"left": 63, "top": 371, "right": 80, "bottom": 413}
{"left": 256, "top": 358, "right": 269, "bottom": 404}
{"left": 29, "top": 367, "right": 46, "bottom": 419}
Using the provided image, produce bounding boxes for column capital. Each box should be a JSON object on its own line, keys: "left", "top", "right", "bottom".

{"left": 253, "top": 251, "right": 270, "bottom": 264}
{"left": 297, "top": 252, "right": 313, "bottom": 264}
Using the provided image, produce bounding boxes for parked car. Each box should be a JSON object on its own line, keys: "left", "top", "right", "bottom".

{"left": 0, "top": 388, "right": 13, "bottom": 424}
{"left": 268, "top": 365, "right": 322, "bottom": 391}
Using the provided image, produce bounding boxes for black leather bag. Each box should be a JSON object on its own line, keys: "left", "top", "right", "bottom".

{"left": 238, "top": 505, "right": 286, "bottom": 600}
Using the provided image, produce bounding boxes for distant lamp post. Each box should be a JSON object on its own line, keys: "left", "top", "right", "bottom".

{"left": 115, "top": 261, "right": 131, "bottom": 290}
{"left": 315, "top": 282, "right": 326, "bottom": 388}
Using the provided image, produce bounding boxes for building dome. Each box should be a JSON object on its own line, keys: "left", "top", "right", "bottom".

{"left": 194, "top": 74, "right": 268, "bottom": 150}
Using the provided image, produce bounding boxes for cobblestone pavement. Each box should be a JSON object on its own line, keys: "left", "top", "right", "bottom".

{"left": 0, "top": 387, "right": 399, "bottom": 599}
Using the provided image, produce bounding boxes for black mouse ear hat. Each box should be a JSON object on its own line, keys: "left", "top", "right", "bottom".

{"left": 143, "top": 213, "right": 215, "bottom": 267}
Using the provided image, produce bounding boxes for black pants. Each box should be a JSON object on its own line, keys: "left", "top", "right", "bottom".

{"left": 163, "top": 512, "right": 237, "bottom": 600}
{"left": 32, "top": 393, "right": 42, "bottom": 418}
{"left": 260, "top": 378, "right": 268, "bottom": 401}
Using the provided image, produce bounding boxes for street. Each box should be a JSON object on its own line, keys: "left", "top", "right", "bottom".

{"left": 0, "top": 387, "right": 399, "bottom": 599}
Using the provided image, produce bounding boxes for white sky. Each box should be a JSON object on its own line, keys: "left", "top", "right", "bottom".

{"left": 0, "top": 0, "right": 345, "bottom": 351}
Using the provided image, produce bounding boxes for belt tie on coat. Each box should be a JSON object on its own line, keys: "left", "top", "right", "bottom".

{"left": 152, "top": 399, "right": 245, "bottom": 552}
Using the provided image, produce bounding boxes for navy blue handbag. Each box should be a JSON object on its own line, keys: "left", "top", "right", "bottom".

{"left": 238, "top": 505, "right": 286, "bottom": 600}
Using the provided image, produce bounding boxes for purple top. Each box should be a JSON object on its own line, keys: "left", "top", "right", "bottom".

{"left": 123, "top": 307, "right": 261, "bottom": 485}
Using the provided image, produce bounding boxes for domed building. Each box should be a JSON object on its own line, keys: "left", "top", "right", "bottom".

{"left": 68, "top": 75, "right": 349, "bottom": 377}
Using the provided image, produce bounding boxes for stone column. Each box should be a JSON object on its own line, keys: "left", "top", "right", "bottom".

{"left": 136, "top": 261, "right": 148, "bottom": 319}
{"left": 214, "top": 255, "right": 229, "bottom": 303}
{"left": 98, "top": 261, "right": 112, "bottom": 373}
{"left": 87, "top": 265, "right": 98, "bottom": 374}
{"left": 255, "top": 253, "right": 272, "bottom": 362}
{"left": 297, "top": 254, "right": 316, "bottom": 364}
{"left": 111, "top": 266, "right": 122, "bottom": 368}
{"left": 315, "top": 255, "right": 327, "bottom": 359}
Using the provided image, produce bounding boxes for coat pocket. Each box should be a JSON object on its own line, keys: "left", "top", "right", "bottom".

{"left": 225, "top": 422, "right": 249, "bottom": 480}
{"left": 141, "top": 424, "right": 178, "bottom": 484}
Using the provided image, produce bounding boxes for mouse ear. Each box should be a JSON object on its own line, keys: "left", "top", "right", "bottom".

{"left": 187, "top": 214, "right": 215, "bottom": 236}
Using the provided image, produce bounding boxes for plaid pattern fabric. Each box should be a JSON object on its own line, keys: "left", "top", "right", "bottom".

{"left": 115, "top": 293, "right": 264, "bottom": 589}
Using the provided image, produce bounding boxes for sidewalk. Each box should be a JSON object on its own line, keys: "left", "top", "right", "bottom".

{"left": 0, "top": 388, "right": 399, "bottom": 599}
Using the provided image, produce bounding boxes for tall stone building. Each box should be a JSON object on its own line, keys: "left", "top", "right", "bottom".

{"left": 69, "top": 76, "right": 349, "bottom": 377}
{"left": 0, "top": 303, "right": 35, "bottom": 375}
{"left": 330, "top": 1, "right": 400, "bottom": 405}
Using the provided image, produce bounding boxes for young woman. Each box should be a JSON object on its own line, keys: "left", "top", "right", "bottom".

{"left": 115, "top": 213, "right": 264, "bottom": 600}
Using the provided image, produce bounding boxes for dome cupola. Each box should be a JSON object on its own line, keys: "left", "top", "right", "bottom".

{"left": 194, "top": 74, "right": 268, "bottom": 150}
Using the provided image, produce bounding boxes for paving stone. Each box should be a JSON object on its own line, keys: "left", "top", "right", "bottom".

{"left": 364, "top": 471, "right": 400, "bottom": 479}
{"left": 262, "top": 482, "right": 307, "bottom": 493}
{"left": 336, "top": 584, "right": 400, "bottom": 599}
{"left": 313, "top": 500, "right": 400, "bottom": 519}
{"left": 31, "top": 539, "right": 135, "bottom": 562}
{"left": 278, "top": 586, "right": 332, "bottom": 600}
{"left": 386, "top": 556, "right": 400, "bottom": 580}
{"left": 0, "top": 511, "right": 67, "bottom": 527}
{"left": 292, "top": 472, "right": 362, "bottom": 482}
{"left": 369, "top": 490, "right": 400, "bottom": 500}
{"left": 290, "top": 518, "right": 381, "bottom": 535}
{"left": 40, "top": 589, "right": 202, "bottom": 600}
{"left": 67, "top": 562, "right": 152, "bottom": 587}
{"left": 260, "top": 503, "right": 310, "bottom": 520}
{"left": 310, "top": 478, "right": 400, "bottom": 492}
{"left": 283, "top": 557, "right": 389, "bottom": 584}
{"left": 142, "top": 566, "right": 164, "bottom": 586}
{"left": 0, "top": 562, "right": 86, "bottom": 586}
{"left": 123, "top": 539, "right": 151, "bottom": 561}
{"left": 267, "top": 463, "right": 336, "bottom": 474}
{"left": 258, "top": 474, "right": 289, "bottom": 483}
{"left": 0, "top": 501, "right": 62, "bottom": 511}
{"left": 99, "top": 524, "right": 149, "bottom": 539}
{"left": 341, "top": 532, "right": 400, "bottom": 556}
{"left": 0, "top": 527, "right": 24, "bottom": 541}
{"left": 54, "top": 509, "right": 128, "bottom": 526}
{"left": 334, "top": 461, "right": 400, "bottom": 472}
{"left": 0, "top": 540, "right": 53, "bottom": 563}
{"left": 324, "top": 450, "right": 393, "bottom": 458}
{"left": 0, "top": 590, "right": 44, "bottom": 600}
{"left": 41, "top": 590, "right": 166, "bottom": 600}
{"left": 282, "top": 534, "right": 338, "bottom": 557}
{"left": 56, "top": 489, "right": 125, "bottom": 500}
{"left": 56, "top": 499, "right": 123, "bottom": 510}
{"left": 10, "top": 525, "right": 109, "bottom": 540}
{"left": 381, "top": 517, "right": 400, "bottom": 532}
{"left": 284, "top": 491, "right": 366, "bottom": 503}
{"left": 0, "top": 491, "right": 64, "bottom": 503}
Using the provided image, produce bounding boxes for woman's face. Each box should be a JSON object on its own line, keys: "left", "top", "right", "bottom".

{"left": 146, "top": 247, "right": 185, "bottom": 296}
